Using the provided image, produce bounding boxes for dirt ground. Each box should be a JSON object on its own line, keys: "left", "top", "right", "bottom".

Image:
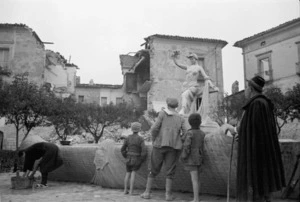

{"left": 0, "top": 173, "right": 297, "bottom": 202}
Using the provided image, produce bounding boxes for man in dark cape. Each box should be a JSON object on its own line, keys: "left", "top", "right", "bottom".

{"left": 237, "top": 76, "right": 285, "bottom": 202}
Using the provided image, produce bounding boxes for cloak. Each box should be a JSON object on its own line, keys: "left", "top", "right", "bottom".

{"left": 236, "top": 95, "right": 285, "bottom": 201}
{"left": 24, "top": 142, "right": 63, "bottom": 173}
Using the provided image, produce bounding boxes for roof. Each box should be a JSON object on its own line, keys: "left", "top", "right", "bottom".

{"left": 145, "top": 34, "right": 228, "bottom": 47}
{"left": 46, "top": 50, "right": 79, "bottom": 69}
{"left": 234, "top": 18, "right": 300, "bottom": 47}
{"left": 0, "top": 23, "right": 44, "bottom": 47}
{"left": 76, "top": 83, "right": 122, "bottom": 89}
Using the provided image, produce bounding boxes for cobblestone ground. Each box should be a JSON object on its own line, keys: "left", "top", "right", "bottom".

{"left": 0, "top": 173, "right": 297, "bottom": 202}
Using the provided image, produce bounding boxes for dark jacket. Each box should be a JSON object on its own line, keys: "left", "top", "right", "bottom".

{"left": 236, "top": 95, "right": 285, "bottom": 201}
{"left": 181, "top": 129, "right": 205, "bottom": 166}
{"left": 23, "top": 142, "right": 63, "bottom": 173}
{"left": 121, "top": 133, "right": 147, "bottom": 161}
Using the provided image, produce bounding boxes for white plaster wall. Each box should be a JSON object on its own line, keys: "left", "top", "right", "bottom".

{"left": 99, "top": 88, "right": 123, "bottom": 106}
{"left": 44, "top": 65, "right": 68, "bottom": 87}
{"left": 243, "top": 30, "right": 300, "bottom": 92}
{"left": 75, "top": 87, "right": 100, "bottom": 104}
{"left": 245, "top": 36, "right": 300, "bottom": 88}
{"left": 66, "top": 67, "right": 77, "bottom": 93}
{"left": 44, "top": 65, "right": 77, "bottom": 94}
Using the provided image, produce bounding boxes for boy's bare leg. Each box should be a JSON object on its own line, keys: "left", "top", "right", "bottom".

{"left": 129, "top": 171, "right": 136, "bottom": 195}
{"left": 124, "top": 172, "right": 130, "bottom": 194}
{"left": 190, "top": 170, "right": 199, "bottom": 202}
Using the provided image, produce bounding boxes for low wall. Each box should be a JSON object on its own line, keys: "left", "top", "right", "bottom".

{"left": 48, "top": 138, "right": 300, "bottom": 198}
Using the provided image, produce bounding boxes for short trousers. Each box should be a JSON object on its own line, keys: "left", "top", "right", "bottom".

{"left": 126, "top": 155, "right": 142, "bottom": 172}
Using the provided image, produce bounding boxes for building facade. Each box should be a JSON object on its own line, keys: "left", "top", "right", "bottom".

{"left": 234, "top": 18, "right": 300, "bottom": 92}
{"left": 75, "top": 84, "right": 123, "bottom": 106}
{"left": 120, "top": 34, "right": 227, "bottom": 112}
{"left": 0, "top": 23, "right": 45, "bottom": 84}
{"left": 44, "top": 50, "right": 78, "bottom": 98}
{"left": 0, "top": 24, "right": 79, "bottom": 150}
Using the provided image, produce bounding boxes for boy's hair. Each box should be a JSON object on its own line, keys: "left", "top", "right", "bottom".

{"left": 188, "top": 113, "right": 202, "bottom": 128}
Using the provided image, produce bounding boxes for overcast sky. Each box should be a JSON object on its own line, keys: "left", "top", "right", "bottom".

{"left": 0, "top": 0, "right": 299, "bottom": 93}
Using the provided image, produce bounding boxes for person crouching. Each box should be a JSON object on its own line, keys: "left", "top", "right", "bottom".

{"left": 18, "top": 142, "right": 63, "bottom": 188}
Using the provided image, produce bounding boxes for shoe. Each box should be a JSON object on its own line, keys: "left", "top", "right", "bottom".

{"left": 140, "top": 193, "right": 151, "bottom": 199}
{"left": 35, "top": 184, "right": 48, "bottom": 188}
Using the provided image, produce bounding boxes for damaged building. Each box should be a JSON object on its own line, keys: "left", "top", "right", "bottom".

{"left": 0, "top": 23, "right": 45, "bottom": 84}
{"left": 44, "top": 50, "right": 78, "bottom": 98}
{"left": 0, "top": 23, "right": 78, "bottom": 98}
{"left": 120, "top": 34, "right": 227, "bottom": 112}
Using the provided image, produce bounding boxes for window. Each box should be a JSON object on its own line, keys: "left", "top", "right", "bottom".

{"left": 198, "top": 58, "right": 205, "bottom": 68}
{"left": 116, "top": 97, "right": 123, "bottom": 105}
{"left": 101, "top": 97, "right": 107, "bottom": 106}
{"left": 0, "top": 48, "right": 9, "bottom": 69}
{"left": 256, "top": 51, "right": 273, "bottom": 82}
{"left": 78, "top": 95, "right": 84, "bottom": 103}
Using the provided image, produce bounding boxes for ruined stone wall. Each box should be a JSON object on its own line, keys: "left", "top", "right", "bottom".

{"left": 147, "top": 38, "right": 224, "bottom": 113}
{"left": 44, "top": 65, "right": 77, "bottom": 94}
{"left": 0, "top": 26, "right": 45, "bottom": 85}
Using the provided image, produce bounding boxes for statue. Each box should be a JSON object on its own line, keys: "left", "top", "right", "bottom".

{"left": 231, "top": 80, "right": 239, "bottom": 94}
{"left": 172, "top": 51, "right": 219, "bottom": 115}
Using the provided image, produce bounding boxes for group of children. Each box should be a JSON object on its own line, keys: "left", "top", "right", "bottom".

{"left": 121, "top": 112, "right": 205, "bottom": 202}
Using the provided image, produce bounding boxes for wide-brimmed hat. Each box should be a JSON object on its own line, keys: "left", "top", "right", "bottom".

{"left": 248, "top": 75, "right": 265, "bottom": 92}
{"left": 131, "top": 122, "right": 141, "bottom": 132}
{"left": 186, "top": 53, "right": 198, "bottom": 60}
{"left": 166, "top": 98, "right": 179, "bottom": 108}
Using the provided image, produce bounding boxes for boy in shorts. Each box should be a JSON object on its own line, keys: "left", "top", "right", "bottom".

{"left": 181, "top": 113, "right": 205, "bottom": 202}
{"left": 121, "top": 122, "right": 147, "bottom": 195}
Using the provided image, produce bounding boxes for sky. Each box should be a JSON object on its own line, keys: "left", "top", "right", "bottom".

{"left": 0, "top": 0, "right": 299, "bottom": 94}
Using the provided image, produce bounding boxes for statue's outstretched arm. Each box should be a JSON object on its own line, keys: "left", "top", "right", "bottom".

{"left": 171, "top": 51, "right": 187, "bottom": 70}
{"left": 198, "top": 65, "right": 210, "bottom": 80}
{"left": 173, "top": 58, "right": 187, "bottom": 70}
{"left": 198, "top": 65, "right": 219, "bottom": 91}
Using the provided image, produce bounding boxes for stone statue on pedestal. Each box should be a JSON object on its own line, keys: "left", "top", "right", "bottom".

{"left": 171, "top": 51, "right": 219, "bottom": 116}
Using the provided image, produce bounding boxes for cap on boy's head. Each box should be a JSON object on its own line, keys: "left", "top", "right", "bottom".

{"left": 188, "top": 113, "right": 202, "bottom": 128}
{"left": 166, "top": 98, "right": 179, "bottom": 108}
{"left": 248, "top": 75, "right": 265, "bottom": 92}
{"left": 131, "top": 122, "right": 141, "bottom": 132}
{"left": 187, "top": 53, "right": 198, "bottom": 60}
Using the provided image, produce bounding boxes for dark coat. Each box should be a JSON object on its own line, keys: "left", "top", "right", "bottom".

{"left": 180, "top": 129, "right": 205, "bottom": 166}
{"left": 236, "top": 95, "right": 285, "bottom": 201}
{"left": 23, "top": 142, "right": 63, "bottom": 173}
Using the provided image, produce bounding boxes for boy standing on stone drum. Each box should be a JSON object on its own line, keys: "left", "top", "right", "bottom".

{"left": 121, "top": 122, "right": 147, "bottom": 195}
{"left": 181, "top": 113, "right": 205, "bottom": 202}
